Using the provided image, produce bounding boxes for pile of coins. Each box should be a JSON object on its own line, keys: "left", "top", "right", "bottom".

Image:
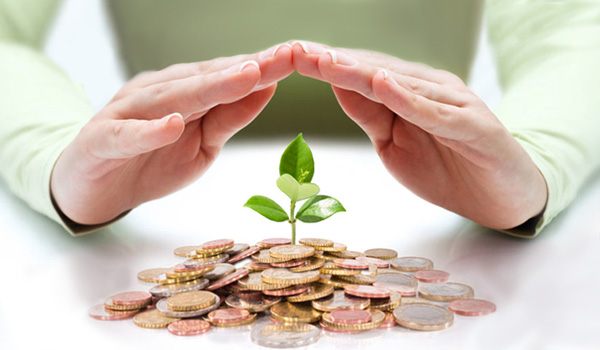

{"left": 90, "top": 237, "right": 496, "bottom": 348}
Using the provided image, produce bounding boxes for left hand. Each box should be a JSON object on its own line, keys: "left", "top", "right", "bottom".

{"left": 290, "top": 41, "right": 547, "bottom": 230}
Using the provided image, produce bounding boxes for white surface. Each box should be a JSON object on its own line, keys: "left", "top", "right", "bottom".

{"left": 1, "top": 1, "right": 599, "bottom": 350}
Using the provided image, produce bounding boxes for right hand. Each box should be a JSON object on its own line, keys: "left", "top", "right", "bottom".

{"left": 51, "top": 43, "right": 293, "bottom": 226}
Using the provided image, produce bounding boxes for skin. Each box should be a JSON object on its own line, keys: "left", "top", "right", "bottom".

{"left": 51, "top": 40, "right": 547, "bottom": 230}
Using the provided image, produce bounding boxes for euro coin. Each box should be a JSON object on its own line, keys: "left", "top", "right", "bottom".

{"left": 251, "top": 323, "right": 320, "bottom": 348}
{"left": 419, "top": 282, "right": 474, "bottom": 302}
{"left": 88, "top": 304, "right": 139, "bottom": 321}
{"left": 299, "top": 238, "right": 334, "bottom": 248}
{"left": 228, "top": 245, "right": 261, "bottom": 263}
{"left": 156, "top": 296, "right": 221, "bottom": 318}
{"left": 287, "top": 283, "right": 334, "bottom": 303}
{"left": 133, "top": 309, "right": 180, "bottom": 329}
{"left": 166, "top": 290, "right": 217, "bottom": 312}
{"left": 137, "top": 268, "right": 169, "bottom": 283}
{"left": 344, "top": 285, "right": 390, "bottom": 299}
{"left": 414, "top": 269, "right": 450, "bottom": 283}
{"left": 393, "top": 303, "right": 453, "bottom": 331}
{"left": 448, "top": 299, "right": 496, "bottom": 316}
{"left": 270, "top": 301, "right": 322, "bottom": 323}
{"left": 167, "top": 319, "right": 210, "bottom": 336}
{"left": 269, "top": 245, "right": 315, "bottom": 260}
{"left": 261, "top": 268, "right": 320, "bottom": 285}
{"left": 390, "top": 257, "right": 433, "bottom": 272}
{"left": 225, "top": 291, "right": 281, "bottom": 313}
{"left": 205, "top": 269, "right": 250, "bottom": 291}
{"left": 311, "top": 290, "right": 370, "bottom": 312}
{"left": 364, "top": 248, "right": 398, "bottom": 260}
{"left": 149, "top": 278, "right": 209, "bottom": 298}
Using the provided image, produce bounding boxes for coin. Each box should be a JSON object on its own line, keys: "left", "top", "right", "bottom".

{"left": 286, "top": 283, "right": 334, "bottom": 303}
{"left": 224, "top": 243, "right": 250, "bottom": 256}
{"left": 299, "top": 238, "right": 334, "bottom": 248}
{"left": 270, "top": 259, "right": 307, "bottom": 268}
{"left": 333, "top": 259, "right": 370, "bottom": 270}
{"left": 344, "top": 285, "right": 390, "bottom": 299}
{"left": 287, "top": 283, "right": 335, "bottom": 303}
{"left": 448, "top": 299, "right": 496, "bottom": 316}
{"left": 391, "top": 257, "right": 433, "bottom": 272}
{"left": 111, "top": 291, "right": 152, "bottom": 306}
{"left": 379, "top": 312, "right": 396, "bottom": 328}
{"left": 401, "top": 297, "right": 437, "bottom": 305}
{"left": 262, "top": 284, "right": 309, "bottom": 297}
{"left": 225, "top": 291, "right": 282, "bottom": 312}
{"left": 393, "top": 303, "right": 454, "bottom": 331}
{"left": 414, "top": 269, "right": 450, "bottom": 283}
{"left": 174, "top": 246, "right": 201, "bottom": 258}
{"left": 133, "top": 309, "right": 180, "bottom": 329}
{"left": 252, "top": 249, "right": 290, "bottom": 264}
{"left": 166, "top": 290, "right": 217, "bottom": 311}
{"left": 205, "top": 269, "right": 250, "bottom": 291}
{"left": 203, "top": 263, "right": 236, "bottom": 281}
{"left": 419, "top": 282, "right": 474, "bottom": 302}
{"left": 319, "top": 243, "right": 347, "bottom": 252}
{"left": 152, "top": 273, "right": 196, "bottom": 285}
{"left": 374, "top": 283, "right": 416, "bottom": 297}
{"left": 202, "top": 239, "right": 234, "bottom": 250}
{"left": 317, "top": 274, "right": 350, "bottom": 289}
{"left": 329, "top": 310, "right": 372, "bottom": 325}
{"left": 364, "top": 248, "right": 398, "bottom": 260}
{"left": 208, "top": 308, "right": 250, "bottom": 324}
{"left": 88, "top": 304, "right": 139, "bottom": 321}
{"left": 228, "top": 246, "right": 260, "bottom": 263}
{"left": 167, "top": 319, "right": 211, "bottom": 336}
{"left": 249, "top": 262, "right": 272, "bottom": 271}
{"left": 328, "top": 250, "right": 366, "bottom": 259}
{"left": 156, "top": 297, "right": 221, "bottom": 318}
{"left": 270, "top": 302, "right": 322, "bottom": 323}
{"left": 259, "top": 238, "right": 291, "bottom": 248}
{"left": 183, "top": 254, "right": 229, "bottom": 268}
{"left": 137, "top": 268, "right": 169, "bottom": 283}
{"left": 290, "top": 257, "right": 326, "bottom": 272}
{"left": 321, "top": 309, "right": 386, "bottom": 331}
{"left": 313, "top": 251, "right": 338, "bottom": 261}
{"left": 319, "top": 262, "right": 361, "bottom": 276}
{"left": 311, "top": 290, "right": 370, "bottom": 312}
{"left": 336, "top": 274, "right": 376, "bottom": 285}
{"left": 237, "top": 272, "right": 290, "bottom": 291}
{"left": 104, "top": 296, "right": 149, "bottom": 311}
{"left": 369, "top": 291, "right": 401, "bottom": 311}
{"left": 355, "top": 256, "right": 390, "bottom": 268}
{"left": 251, "top": 323, "right": 320, "bottom": 348}
{"left": 373, "top": 272, "right": 418, "bottom": 288}
{"left": 261, "top": 268, "right": 320, "bottom": 285}
{"left": 149, "top": 278, "right": 210, "bottom": 298}
{"left": 166, "top": 265, "right": 214, "bottom": 279}
{"left": 210, "top": 312, "right": 257, "bottom": 327}
{"left": 269, "top": 245, "right": 315, "bottom": 260}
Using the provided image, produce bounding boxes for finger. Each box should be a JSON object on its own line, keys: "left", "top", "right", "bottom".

{"left": 331, "top": 86, "right": 394, "bottom": 145}
{"left": 290, "top": 40, "right": 330, "bottom": 80}
{"left": 123, "top": 43, "right": 293, "bottom": 92}
{"left": 89, "top": 113, "right": 185, "bottom": 160}
{"left": 112, "top": 60, "right": 262, "bottom": 121}
{"left": 372, "top": 70, "right": 468, "bottom": 140}
{"left": 200, "top": 84, "right": 277, "bottom": 153}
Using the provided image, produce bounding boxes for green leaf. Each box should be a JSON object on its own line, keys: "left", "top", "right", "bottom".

{"left": 296, "top": 195, "right": 346, "bottom": 223}
{"left": 279, "top": 133, "right": 314, "bottom": 183}
{"left": 276, "top": 174, "right": 320, "bottom": 202}
{"left": 244, "top": 196, "right": 289, "bottom": 222}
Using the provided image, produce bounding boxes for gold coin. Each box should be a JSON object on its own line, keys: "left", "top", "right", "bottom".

{"left": 299, "top": 238, "right": 334, "bottom": 248}
{"left": 321, "top": 309, "right": 386, "bottom": 331}
{"left": 191, "top": 244, "right": 235, "bottom": 258}
{"left": 261, "top": 268, "right": 320, "bottom": 286}
{"left": 313, "top": 251, "right": 338, "bottom": 261}
{"left": 364, "top": 248, "right": 398, "bottom": 260}
{"left": 319, "top": 243, "right": 347, "bottom": 252}
{"left": 173, "top": 246, "right": 201, "bottom": 258}
{"left": 312, "top": 290, "right": 370, "bottom": 312}
{"left": 317, "top": 275, "right": 351, "bottom": 289}
{"left": 165, "top": 265, "right": 215, "bottom": 279}
{"left": 418, "top": 283, "right": 474, "bottom": 302}
{"left": 269, "top": 245, "right": 315, "bottom": 260}
{"left": 328, "top": 250, "right": 366, "bottom": 259}
{"left": 209, "top": 313, "right": 257, "bottom": 327}
{"left": 393, "top": 304, "right": 454, "bottom": 331}
{"left": 166, "top": 291, "right": 217, "bottom": 312}
{"left": 133, "top": 309, "right": 180, "bottom": 329}
{"left": 137, "top": 268, "right": 169, "bottom": 283}
{"left": 184, "top": 253, "right": 229, "bottom": 264}
{"left": 319, "top": 262, "right": 362, "bottom": 276}
{"left": 270, "top": 302, "right": 322, "bottom": 323}
{"left": 153, "top": 273, "right": 197, "bottom": 285}
{"left": 369, "top": 291, "right": 401, "bottom": 311}
{"left": 290, "top": 257, "right": 326, "bottom": 272}
{"left": 237, "top": 272, "right": 290, "bottom": 291}
{"left": 287, "top": 284, "right": 334, "bottom": 303}
{"left": 336, "top": 274, "right": 376, "bottom": 285}
{"left": 252, "top": 250, "right": 290, "bottom": 264}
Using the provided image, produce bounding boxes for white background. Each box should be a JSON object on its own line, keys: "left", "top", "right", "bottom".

{"left": 1, "top": 1, "right": 598, "bottom": 350}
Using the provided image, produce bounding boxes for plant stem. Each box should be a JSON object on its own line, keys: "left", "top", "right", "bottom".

{"left": 289, "top": 200, "right": 296, "bottom": 245}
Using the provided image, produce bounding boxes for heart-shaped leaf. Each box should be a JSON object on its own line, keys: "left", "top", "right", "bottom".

{"left": 276, "top": 174, "right": 320, "bottom": 202}
{"left": 279, "top": 133, "right": 314, "bottom": 183}
{"left": 296, "top": 195, "right": 346, "bottom": 223}
{"left": 244, "top": 196, "right": 289, "bottom": 222}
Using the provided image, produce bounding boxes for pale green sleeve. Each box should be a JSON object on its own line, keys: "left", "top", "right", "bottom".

{"left": 0, "top": 0, "right": 100, "bottom": 234}
{"left": 487, "top": 1, "right": 600, "bottom": 237}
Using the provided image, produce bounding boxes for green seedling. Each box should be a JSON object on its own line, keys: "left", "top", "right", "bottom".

{"left": 244, "top": 134, "right": 345, "bottom": 244}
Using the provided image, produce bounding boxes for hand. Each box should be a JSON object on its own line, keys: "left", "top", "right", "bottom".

{"left": 291, "top": 41, "right": 547, "bottom": 230}
{"left": 51, "top": 43, "right": 294, "bottom": 225}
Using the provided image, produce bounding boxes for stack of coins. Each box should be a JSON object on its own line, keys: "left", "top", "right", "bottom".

{"left": 90, "top": 237, "right": 496, "bottom": 347}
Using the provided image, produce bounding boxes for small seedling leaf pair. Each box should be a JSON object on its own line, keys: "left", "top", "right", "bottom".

{"left": 244, "top": 134, "right": 345, "bottom": 244}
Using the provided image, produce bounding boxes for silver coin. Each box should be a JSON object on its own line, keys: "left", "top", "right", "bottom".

{"left": 225, "top": 243, "right": 250, "bottom": 256}
{"left": 149, "top": 278, "right": 209, "bottom": 297}
{"left": 203, "top": 263, "right": 236, "bottom": 281}
{"left": 251, "top": 322, "right": 320, "bottom": 348}
{"left": 390, "top": 257, "right": 433, "bottom": 272}
{"left": 419, "top": 282, "right": 474, "bottom": 302}
{"left": 156, "top": 295, "right": 221, "bottom": 318}
{"left": 183, "top": 254, "right": 230, "bottom": 268}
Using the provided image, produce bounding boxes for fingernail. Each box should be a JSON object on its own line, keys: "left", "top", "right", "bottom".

{"left": 325, "top": 49, "right": 358, "bottom": 66}
{"left": 259, "top": 43, "right": 292, "bottom": 59}
{"left": 379, "top": 69, "right": 389, "bottom": 80}
{"left": 239, "top": 60, "right": 260, "bottom": 73}
{"left": 290, "top": 40, "right": 310, "bottom": 54}
{"left": 160, "top": 113, "right": 181, "bottom": 126}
